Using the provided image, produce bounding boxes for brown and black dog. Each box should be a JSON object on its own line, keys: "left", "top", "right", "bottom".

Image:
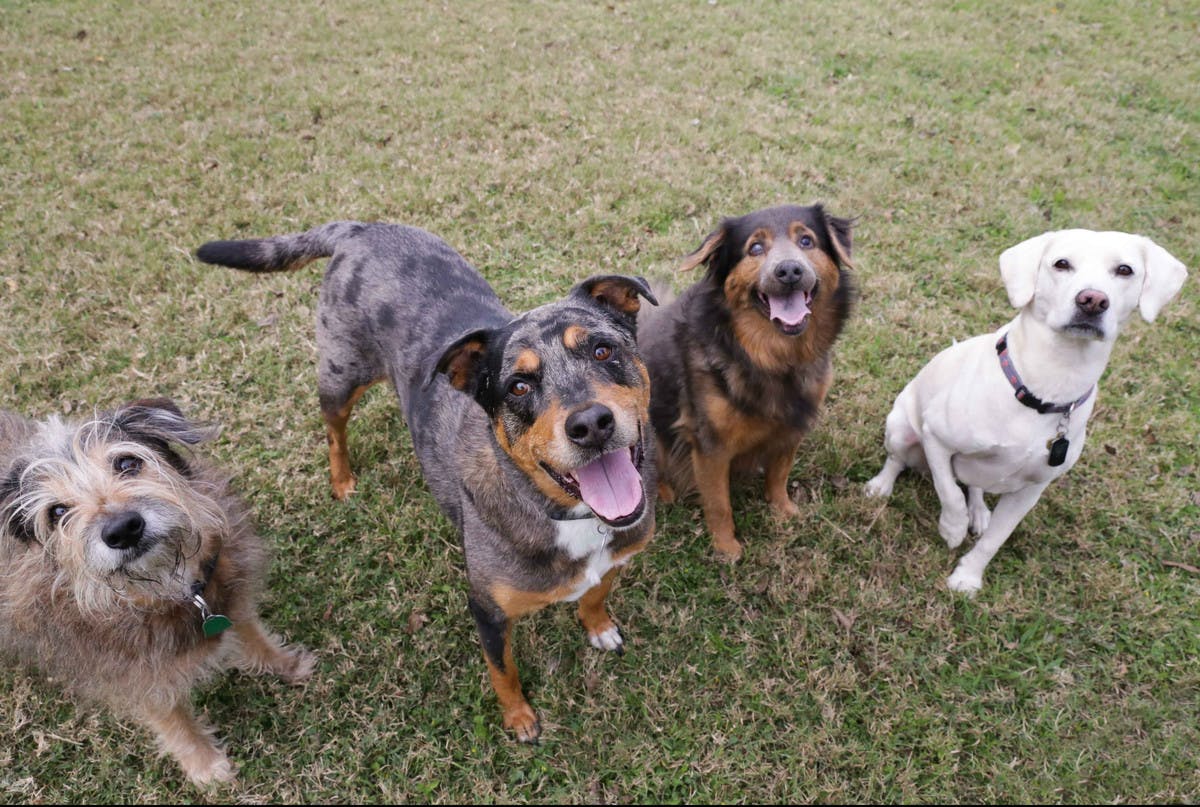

{"left": 639, "top": 204, "right": 854, "bottom": 560}
{"left": 197, "top": 222, "right": 657, "bottom": 742}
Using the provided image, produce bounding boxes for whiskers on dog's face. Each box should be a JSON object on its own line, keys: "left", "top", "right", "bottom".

{"left": 0, "top": 402, "right": 223, "bottom": 612}
{"left": 436, "top": 276, "right": 657, "bottom": 527}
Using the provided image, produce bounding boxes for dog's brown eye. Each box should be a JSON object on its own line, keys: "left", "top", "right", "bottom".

{"left": 593, "top": 344, "right": 613, "bottom": 361}
{"left": 798, "top": 235, "right": 814, "bottom": 248}
{"left": 1053, "top": 258, "right": 1072, "bottom": 271}
{"left": 1115, "top": 264, "right": 1133, "bottom": 277}
{"left": 47, "top": 504, "right": 69, "bottom": 526}
{"left": 748, "top": 242, "right": 765, "bottom": 257}
{"left": 509, "top": 380, "right": 531, "bottom": 397}
{"left": 114, "top": 455, "right": 143, "bottom": 476}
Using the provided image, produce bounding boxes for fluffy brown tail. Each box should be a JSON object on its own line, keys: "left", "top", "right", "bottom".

{"left": 195, "top": 221, "right": 369, "bottom": 273}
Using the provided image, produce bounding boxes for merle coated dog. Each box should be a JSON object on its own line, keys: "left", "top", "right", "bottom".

{"left": 197, "top": 222, "right": 657, "bottom": 741}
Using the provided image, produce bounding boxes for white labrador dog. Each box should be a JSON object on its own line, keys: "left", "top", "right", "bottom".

{"left": 865, "top": 230, "right": 1187, "bottom": 594}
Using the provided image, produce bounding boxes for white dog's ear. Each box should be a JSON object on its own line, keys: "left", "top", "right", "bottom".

{"left": 1137, "top": 237, "right": 1187, "bottom": 322}
{"left": 999, "top": 232, "right": 1056, "bottom": 308}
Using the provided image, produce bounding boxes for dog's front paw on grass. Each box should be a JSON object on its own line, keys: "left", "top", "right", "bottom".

{"left": 503, "top": 703, "right": 542, "bottom": 744}
{"left": 586, "top": 622, "right": 624, "bottom": 654}
{"left": 947, "top": 565, "right": 983, "bottom": 595}
{"left": 768, "top": 498, "right": 801, "bottom": 521}
{"left": 938, "top": 510, "right": 969, "bottom": 549}
{"left": 279, "top": 647, "right": 318, "bottom": 683}
{"left": 180, "top": 747, "right": 236, "bottom": 789}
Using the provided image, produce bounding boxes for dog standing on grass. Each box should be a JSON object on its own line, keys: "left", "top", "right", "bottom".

{"left": 639, "top": 204, "right": 855, "bottom": 560}
{"left": 0, "top": 399, "right": 315, "bottom": 786}
{"left": 197, "top": 222, "right": 657, "bottom": 743}
{"left": 864, "top": 230, "right": 1188, "bottom": 593}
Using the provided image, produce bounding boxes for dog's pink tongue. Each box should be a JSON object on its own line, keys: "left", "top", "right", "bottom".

{"left": 573, "top": 449, "right": 643, "bottom": 521}
{"left": 768, "top": 292, "right": 811, "bottom": 327}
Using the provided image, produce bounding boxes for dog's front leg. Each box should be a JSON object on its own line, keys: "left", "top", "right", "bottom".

{"left": 577, "top": 567, "right": 624, "bottom": 653}
{"left": 231, "top": 619, "right": 317, "bottom": 683}
{"left": 468, "top": 597, "right": 540, "bottom": 743}
{"left": 947, "top": 482, "right": 1049, "bottom": 594}
{"left": 691, "top": 447, "right": 740, "bottom": 560}
{"left": 763, "top": 438, "right": 802, "bottom": 520}
{"left": 138, "top": 701, "right": 234, "bottom": 787}
{"left": 920, "top": 434, "right": 969, "bottom": 549}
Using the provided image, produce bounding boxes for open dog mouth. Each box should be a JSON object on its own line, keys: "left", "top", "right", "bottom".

{"left": 540, "top": 435, "right": 646, "bottom": 528}
{"left": 755, "top": 288, "right": 813, "bottom": 335}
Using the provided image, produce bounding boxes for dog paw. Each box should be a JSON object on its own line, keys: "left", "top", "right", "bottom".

{"left": 938, "top": 510, "right": 968, "bottom": 549}
{"left": 712, "top": 539, "right": 744, "bottom": 563}
{"left": 863, "top": 475, "right": 893, "bottom": 498}
{"left": 587, "top": 624, "right": 625, "bottom": 654}
{"left": 330, "top": 474, "right": 357, "bottom": 501}
{"left": 968, "top": 505, "right": 991, "bottom": 536}
{"left": 182, "top": 750, "right": 236, "bottom": 788}
{"left": 769, "top": 498, "right": 801, "bottom": 520}
{"left": 503, "top": 703, "right": 542, "bottom": 744}
{"left": 280, "top": 647, "right": 317, "bottom": 683}
{"left": 946, "top": 566, "right": 983, "bottom": 595}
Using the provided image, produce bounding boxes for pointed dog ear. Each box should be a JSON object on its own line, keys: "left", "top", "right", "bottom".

{"left": 572, "top": 275, "right": 658, "bottom": 333}
{"left": 111, "top": 398, "right": 213, "bottom": 476}
{"left": 999, "top": 231, "right": 1057, "bottom": 309}
{"left": 1137, "top": 236, "right": 1187, "bottom": 323}
{"left": 433, "top": 328, "right": 495, "bottom": 404}
{"left": 678, "top": 227, "right": 726, "bottom": 273}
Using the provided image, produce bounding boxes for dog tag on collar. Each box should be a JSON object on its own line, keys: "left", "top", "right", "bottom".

{"left": 1047, "top": 435, "right": 1070, "bottom": 467}
{"left": 192, "top": 593, "right": 232, "bottom": 638}
{"left": 202, "top": 614, "right": 233, "bottom": 638}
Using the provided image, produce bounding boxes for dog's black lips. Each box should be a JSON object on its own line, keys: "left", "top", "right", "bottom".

{"left": 1063, "top": 321, "right": 1105, "bottom": 339}
{"left": 539, "top": 428, "right": 647, "bottom": 528}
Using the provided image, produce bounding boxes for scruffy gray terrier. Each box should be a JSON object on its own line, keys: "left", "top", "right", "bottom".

{"left": 0, "top": 398, "right": 314, "bottom": 786}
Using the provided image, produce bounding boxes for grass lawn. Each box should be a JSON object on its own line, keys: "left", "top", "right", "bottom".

{"left": 1, "top": 0, "right": 1197, "bottom": 802}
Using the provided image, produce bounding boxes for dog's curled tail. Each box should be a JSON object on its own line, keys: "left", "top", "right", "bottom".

{"left": 195, "top": 221, "right": 369, "bottom": 273}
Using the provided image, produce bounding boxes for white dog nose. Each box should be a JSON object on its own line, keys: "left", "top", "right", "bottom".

{"left": 1075, "top": 289, "right": 1109, "bottom": 315}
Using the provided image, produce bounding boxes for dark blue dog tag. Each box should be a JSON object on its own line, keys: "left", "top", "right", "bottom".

{"left": 1047, "top": 436, "right": 1069, "bottom": 467}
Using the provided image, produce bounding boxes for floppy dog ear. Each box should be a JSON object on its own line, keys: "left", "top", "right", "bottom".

{"left": 0, "top": 460, "right": 35, "bottom": 543}
{"left": 678, "top": 227, "right": 727, "bottom": 274}
{"left": 1137, "top": 236, "right": 1187, "bottom": 323}
{"left": 822, "top": 209, "right": 855, "bottom": 269}
{"left": 112, "top": 398, "right": 213, "bottom": 476}
{"left": 999, "top": 231, "right": 1056, "bottom": 309}
{"left": 572, "top": 275, "right": 658, "bottom": 334}
{"left": 434, "top": 328, "right": 495, "bottom": 406}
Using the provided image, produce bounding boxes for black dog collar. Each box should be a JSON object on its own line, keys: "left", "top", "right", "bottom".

{"left": 996, "top": 333, "right": 1094, "bottom": 415}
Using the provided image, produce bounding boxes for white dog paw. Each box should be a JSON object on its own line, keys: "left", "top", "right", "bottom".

{"left": 967, "top": 505, "right": 991, "bottom": 536}
{"left": 588, "top": 625, "right": 624, "bottom": 653}
{"left": 938, "top": 511, "right": 968, "bottom": 549}
{"left": 863, "top": 475, "right": 893, "bottom": 498}
{"left": 184, "top": 752, "right": 236, "bottom": 788}
{"left": 946, "top": 567, "right": 983, "bottom": 595}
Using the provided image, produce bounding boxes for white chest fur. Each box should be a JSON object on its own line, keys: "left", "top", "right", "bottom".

{"left": 554, "top": 515, "right": 627, "bottom": 601}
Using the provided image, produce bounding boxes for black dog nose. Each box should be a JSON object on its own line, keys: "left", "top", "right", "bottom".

{"left": 1075, "top": 289, "right": 1109, "bottom": 315}
{"left": 773, "top": 260, "right": 806, "bottom": 285}
{"left": 565, "top": 403, "right": 615, "bottom": 449}
{"left": 101, "top": 511, "right": 145, "bottom": 550}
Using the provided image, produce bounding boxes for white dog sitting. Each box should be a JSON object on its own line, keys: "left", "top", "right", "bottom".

{"left": 865, "top": 230, "right": 1187, "bottom": 594}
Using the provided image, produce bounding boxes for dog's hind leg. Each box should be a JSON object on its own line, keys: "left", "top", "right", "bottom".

{"left": 864, "top": 401, "right": 923, "bottom": 498}
{"left": 231, "top": 619, "right": 316, "bottom": 683}
{"left": 577, "top": 567, "right": 624, "bottom": 653}
{"left": 948, "top": 482, "right": 1048, "bottom": 594}
{"left": 138, "top": 701, "right": 234, "bottom": 786}
{"left": 319, "top": 379, "right": 381, "bottom": 500}
{"left": 967, "top": 486, "right": 991, "bottom": 536}
{"left": 469, "top": 597, "right": 540, "bottom": 743}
